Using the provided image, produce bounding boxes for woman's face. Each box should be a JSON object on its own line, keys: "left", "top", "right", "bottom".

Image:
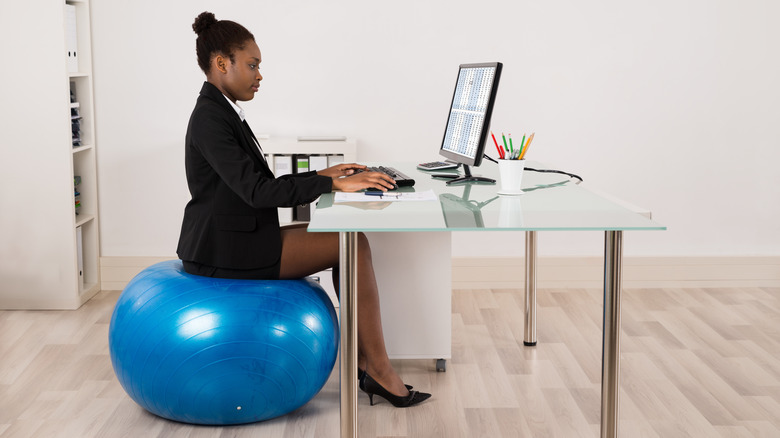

{"left": 217, "top": 39, "right": 263, "bottom": 102}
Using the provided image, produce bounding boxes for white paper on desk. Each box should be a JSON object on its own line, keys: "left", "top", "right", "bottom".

{"left": 334, "top": 189, "right": 437, "bottom": 203}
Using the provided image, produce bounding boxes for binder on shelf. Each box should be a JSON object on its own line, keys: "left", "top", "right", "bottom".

{"left": 272, "top": 154, "right": 292, "bottom": 176}
{"left": 327, "top": 154, "right": 345, "bottom": 167}
{"left": 76, "top": 226, "right": 84, "bottom": 291}
{"left": 273, "top": 155, "right": 294, "bottom": 223}
{"left": 65, "top": 4, "right": 79, "bottom": 73}
{"left": 309, "top": 155, "right": 328, "bottom": 172}
{"left": 294, "top": 154, "right": 310, "bottom": 171}
{"left": 293, "top": 155, "right": 311, "bottom": 222}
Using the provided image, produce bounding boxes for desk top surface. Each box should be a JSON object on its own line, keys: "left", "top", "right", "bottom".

{"left": 308, "top": 162, "right": 666, "bottom": 232}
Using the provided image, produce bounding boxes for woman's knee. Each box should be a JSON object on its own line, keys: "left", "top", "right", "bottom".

{"left": 357, "top": 232, "right": 373, "bottom": 259}
{"left": 357, "top": 232, "right": 371, "bottom": 249}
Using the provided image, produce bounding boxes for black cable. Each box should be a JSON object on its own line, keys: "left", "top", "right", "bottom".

{"left": 483, "top": 154, "right": 583, "bottom": 182}
{"left": 525, "top": 167, "right": 583, "bottom": 182}
{"left": 482, "top": 154, "right": 499, "bottom": 164}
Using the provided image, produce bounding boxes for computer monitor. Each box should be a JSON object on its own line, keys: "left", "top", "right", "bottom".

{"left": 438, "top": 62, "right": 503, "bottom": 185}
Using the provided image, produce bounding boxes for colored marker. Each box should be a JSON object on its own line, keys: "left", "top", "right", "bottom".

{"left": 491, "top": 132, "right": 504, "bottom": 159}
{"left": 519, "top": 133, "right": 534, "bottom": 160}
{"left": 514, "top": 134, "right": 524, "bottom": 159}
{"left": 502, "top": 133, "right": 509, "bottom": 152}
{"left": 509, "top": 134, "right": 514, "bottom": 156}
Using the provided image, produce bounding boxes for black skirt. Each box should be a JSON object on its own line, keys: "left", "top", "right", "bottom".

{"left": 182, "top": 259, "right": 281, "bottom": 280}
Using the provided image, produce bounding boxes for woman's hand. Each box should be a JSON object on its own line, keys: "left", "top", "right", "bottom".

{"left": 331, "top": 170, "right": 397, "bottom": 192}
{"left": 317, "top": 163, "right": 366, "bottom": 179}
{"left": 319, "top": 163, "right": 396, "bottom": 192}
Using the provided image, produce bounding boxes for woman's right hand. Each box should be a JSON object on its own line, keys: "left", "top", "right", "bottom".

{"left": 331, "top": 170, "right": 396, "bottom": 192}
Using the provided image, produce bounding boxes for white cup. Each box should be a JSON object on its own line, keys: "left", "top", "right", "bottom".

{"left": 497, "top": 159, "right": 525, "bottom": 195}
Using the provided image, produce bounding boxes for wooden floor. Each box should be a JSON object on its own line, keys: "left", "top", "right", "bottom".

{"left": 1, "top": 286, "right": 778, "bottom": 437}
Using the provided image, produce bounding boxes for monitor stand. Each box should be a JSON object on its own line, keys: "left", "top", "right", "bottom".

{"left": 445, "top": 164, "right": 496, "bottom": 185}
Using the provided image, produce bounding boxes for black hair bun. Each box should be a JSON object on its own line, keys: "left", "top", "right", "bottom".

{"left": 192, "top": 11, "right": 217, "bottom": 35}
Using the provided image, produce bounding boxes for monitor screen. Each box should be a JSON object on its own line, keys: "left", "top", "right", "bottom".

{"left": 439, "top": 62, "right": 502, "bottom": 168}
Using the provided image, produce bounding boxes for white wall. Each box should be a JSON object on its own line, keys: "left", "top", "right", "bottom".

{"left": 91, "top": 0, "right": 780, "bottom": 259}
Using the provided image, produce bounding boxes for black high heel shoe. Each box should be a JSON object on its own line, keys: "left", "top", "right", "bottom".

{"left": 358, "top": 368, "right": 412, "bottom": 392}
{"left": 362, "top": 372, "right": 431, "bottom": 407}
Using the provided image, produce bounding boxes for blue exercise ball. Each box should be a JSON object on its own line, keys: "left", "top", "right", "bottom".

{"left": 108, "top": 260, "right": 339, "bottom": 425}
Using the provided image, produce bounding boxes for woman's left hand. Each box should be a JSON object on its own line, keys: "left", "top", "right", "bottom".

{"left": 317, "top": 163, "right": 367, "bottom": 178}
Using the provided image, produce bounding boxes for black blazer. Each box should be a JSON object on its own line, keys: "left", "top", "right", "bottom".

{"left": 177, "top": 82, "right": 332, "bottom": 270}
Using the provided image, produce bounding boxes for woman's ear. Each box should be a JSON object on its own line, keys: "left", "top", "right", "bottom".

{"left": 213, "top": 53, "right": 228, "bottom": 74}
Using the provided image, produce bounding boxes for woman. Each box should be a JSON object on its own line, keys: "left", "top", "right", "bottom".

{"left": 177, "top": 11, "right": 430, "bottom": 408}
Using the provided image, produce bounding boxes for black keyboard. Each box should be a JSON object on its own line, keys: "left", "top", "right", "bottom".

{"left": 363, "top": 166, "right": 415, "bottom": 188}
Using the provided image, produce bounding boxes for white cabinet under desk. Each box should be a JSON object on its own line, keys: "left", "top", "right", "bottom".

{"left": 368, "top": 232, "right": 452, "bottom": 363}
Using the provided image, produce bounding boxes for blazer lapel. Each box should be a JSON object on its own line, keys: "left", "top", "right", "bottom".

{"left": 240, "top": 120, "right": 273, "bottom": 175}
{"left": 199, "top": 82, "right": 274, "bottom": 176}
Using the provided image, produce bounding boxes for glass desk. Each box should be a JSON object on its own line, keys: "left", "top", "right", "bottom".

{"left": 308, "top": 162, "right": 666, "bottom": 438}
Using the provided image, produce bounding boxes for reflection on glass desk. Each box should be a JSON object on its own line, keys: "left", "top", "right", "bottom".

{"left": 438, "top": 184, "right": 499, "bottom": 228}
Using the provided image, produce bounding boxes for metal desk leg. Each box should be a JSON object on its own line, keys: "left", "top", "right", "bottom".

{"left": 524, "top": 231, "right": 537, "bottom": 346}
{"left": 601, "top": 230, "right": 623, "bottom": 438}
{"left": 339, "top": 232, "right": 358, "bottom": 438}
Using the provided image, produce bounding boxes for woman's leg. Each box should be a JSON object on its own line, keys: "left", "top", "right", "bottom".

{"left": 278, "top": 225, "right": 410, "bottom": 396}
{"left": 328, "top": 259, "right": 370, "bottom": 375}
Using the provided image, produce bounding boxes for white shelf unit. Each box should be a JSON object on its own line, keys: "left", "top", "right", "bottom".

{"left": 67, "top": 0, "right": 100, "bottom": 306}
{"left": 260, "top": 137, "right": 357, "bottom": 163}
{"left": 0, "top": 0, "right": 100, "bottom": 309}
{"left": 67, "top": 0, "right": 101, "bottom": 306}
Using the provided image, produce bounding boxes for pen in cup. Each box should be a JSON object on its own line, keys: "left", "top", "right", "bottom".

{"left": 519, "top": 132, "right": 534, "bottom": 160}
{"left": 491, "top": 131, "right": 504, "bottom": 159}
{"left": 519, "top": 134, "right": 526, "bottom": 156}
